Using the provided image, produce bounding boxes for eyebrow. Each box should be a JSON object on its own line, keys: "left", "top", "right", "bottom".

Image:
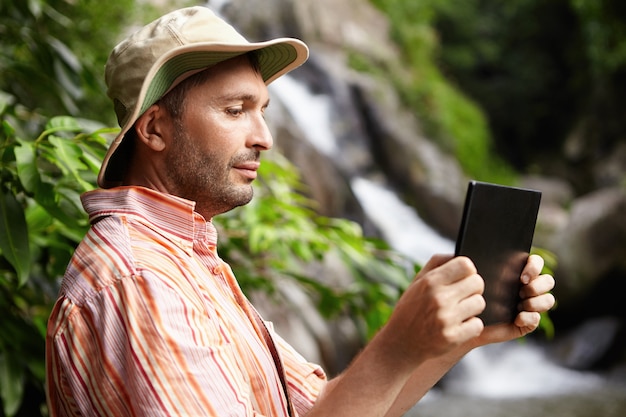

{"left": 216, "top": 92, "right": 270, "bottom": 108}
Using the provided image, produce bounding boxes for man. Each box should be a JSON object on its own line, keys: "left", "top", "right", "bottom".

{"left": 46, "top": 6, "right": 556, "bottom": 417}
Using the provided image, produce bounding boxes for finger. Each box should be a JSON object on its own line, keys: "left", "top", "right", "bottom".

{"left": 420, "top": 253, "right": 455, "bottom": 273}
{"left": 412, "top": 255, "right": 473, "bottom": 286}
{"left": 477, "top": 311, "right": 541, "bottom": 345}
{"left": 448, "top": 272, "right": 485, "bottom": 302}
{"left": 458, "top": 316, "right": 485, "bottom": 341}
{"left": 514, "top": 311, "right": 542, "bottom": 331}
{"left": 518, "top": 292, "right": 556, "bottom": 313}
{"left": 410, "top": 254, "right": 454, "bottom": 285}
{"left": 520, "top": 254, "right": 544, "bottom": 284}
{"left": 441, "top": 316, "right": 485, "bottom": 348}
{"left": 476, "top": 308, "right": 549, "bottom": 345}
{"left": 429, "top": 256, "right": 477, "bottom": 286}
{"left": 457, "top": 292, "right": 486, "bottom": 321}
{"left": 519, "top": 274, "right": 555, "bottom": 298}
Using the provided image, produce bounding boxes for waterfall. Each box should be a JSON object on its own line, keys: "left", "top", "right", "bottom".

{"left": 270, "top": 76, "right": 455, "bottom": 264}
{"left": 270, "top": 76, "right": 339, "bottom": 157}
{"left": 350, "top": 177, "right": 455, "bottom": 264}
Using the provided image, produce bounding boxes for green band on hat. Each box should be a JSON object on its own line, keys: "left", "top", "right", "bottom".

{"left": 140, "top": 43, "right": 299, "bottom": 118}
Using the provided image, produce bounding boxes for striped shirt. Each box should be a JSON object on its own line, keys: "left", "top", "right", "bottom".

{"left": 46, "top": 186, "right": 326, "bottom": 416}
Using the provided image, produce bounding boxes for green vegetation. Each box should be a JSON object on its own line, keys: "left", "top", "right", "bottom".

{"left": 427, "top": 0, "right": 586, "bottom": 173}
{"left": 368, "top": 0, "right": 626, "bottom": 193}
{"left": 0, "top": 1, "right": 140, "bottom": 414}
{"left": 0, "top": 114, "right": 111, "bottom": 416}
{"left": 0, "top": 1, "right": 411, "bottom": 415}
{"left": 366, "top": 0, "right": 626, "bottom": 191}
{"left": 218, "top": 153, "right": 414, "bottom": 339}
{"left": 365, "top": 0, "right": 516, "bottom": 184}
{"left": 3, "top": 0, "right": 136, "bottom": 122}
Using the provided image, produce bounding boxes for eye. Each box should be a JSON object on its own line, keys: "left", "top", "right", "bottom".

{"left": 227, "top": 106, "right": 244, "bottom": 116}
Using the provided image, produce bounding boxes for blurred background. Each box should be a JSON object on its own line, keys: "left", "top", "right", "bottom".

{"left": 1, "top": 0, "right": 625, "bottom": 415}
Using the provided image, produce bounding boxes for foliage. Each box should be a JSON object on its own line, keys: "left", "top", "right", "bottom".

{"left": 427, "top": 0, "right": 587, "bottom": 173}
{"left": 569, "top": 0, "right": 626, "bottom": 80}
{"left": 416, "top": 0, "right": 626, "bottom": 192}
{"left": 0, "top": 0, "right": 169, "bottom": 122}
{"left": 568, "top": 0, "right": 626, "bottom": 190}
{"left": 0, "top": 102, "right": 112, "bottom": 416}
{"left": 367, "top": 0, "right": 626, "bottom": 189}
{"left": 364, "top": 0, "right": 516, "bottom": 184}
{"left": 217, "top": 153, "right": 415, "bottom": 340}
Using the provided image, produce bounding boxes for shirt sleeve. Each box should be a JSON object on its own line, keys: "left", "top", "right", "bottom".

{"left": 270, "top": 326, "right": 327, "bottom": 416}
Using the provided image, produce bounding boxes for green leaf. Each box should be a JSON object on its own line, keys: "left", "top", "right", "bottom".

{"left": 0, "top": 354, "right": 24, "bottom": 417}
{"left": 14, "top": 141, "right": 41, "bottom": 193}
{"left": 0, "top": 188, "right": 31, "bottom": 286}
{"left": 0, "top": 352, "right": 25, "bottom": 417}
{"left": 34, "top": 182, "right": 85, "bottom": 231}
{"left": 81, "top": 150, "right": 104, "bottom": 174}
{"left": 25, "top": 204, "right": 53, "bottom": 235}
{"left": 48, "top": 36, "right": 82, "bottom": 73}
{"left": 48, "top": 136, "right": 86, "bottom": 173}
{"left": 45, "top": 115, "right": 82, "bottom": 132}
{"left": 47, "top": 136, "right": 92, "bottom": 190}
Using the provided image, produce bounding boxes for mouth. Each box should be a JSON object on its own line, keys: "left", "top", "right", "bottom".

{"left": 232, "top": 161, "right": 260, "bottom": 180}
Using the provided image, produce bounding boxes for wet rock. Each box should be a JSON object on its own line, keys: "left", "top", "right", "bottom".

{"left": 551, "top": 316, "right": 623, "bottom": 370}
{"left": 551, "top": 187, "right": 626, "bottom": 304}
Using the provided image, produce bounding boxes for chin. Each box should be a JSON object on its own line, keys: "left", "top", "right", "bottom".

{"left": 228, "top": 186, "right": 255, "bottom": 208}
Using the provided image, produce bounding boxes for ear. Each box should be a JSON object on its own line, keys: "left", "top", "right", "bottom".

{"left": 133, "top": 104, "right": 170, "bottom": 152}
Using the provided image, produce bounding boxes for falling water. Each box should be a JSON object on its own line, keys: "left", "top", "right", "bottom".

{"left": 350, "top": 176, "right": 454, "bottom": 265}
{"left": 270, "top": 76, "right": 454, "bottom": 265}
{"left": 270, "top": 76, "right": 339, "bottom": 157}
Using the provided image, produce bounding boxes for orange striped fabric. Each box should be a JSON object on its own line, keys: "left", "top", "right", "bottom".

{"left": 46, "top": 186, "right": 326, "bottom": 416}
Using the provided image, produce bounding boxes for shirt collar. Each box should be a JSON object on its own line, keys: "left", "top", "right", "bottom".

{"left": 81, "top": 186, "right": 218, "bottom": 250}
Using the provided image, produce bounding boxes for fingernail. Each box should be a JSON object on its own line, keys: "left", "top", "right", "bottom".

{"left": 521, "top": 274, "right": 530, "bottom": 284}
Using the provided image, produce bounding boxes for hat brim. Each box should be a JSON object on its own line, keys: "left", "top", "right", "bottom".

{"left": 98, "top": 38, "right": 308, "bottom": 188}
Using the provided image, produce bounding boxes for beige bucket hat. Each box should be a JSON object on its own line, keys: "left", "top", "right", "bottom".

{"left": 99, "top": 6, "right": 309, "bottom": 188}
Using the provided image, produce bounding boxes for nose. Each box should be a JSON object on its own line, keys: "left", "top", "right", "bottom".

{"left": 249, "top": 113, "right": 273, "bottom": 151}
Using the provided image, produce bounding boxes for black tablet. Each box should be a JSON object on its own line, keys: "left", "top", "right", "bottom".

{"left": 455, "top": 180, "right": 542, "bottom": 325}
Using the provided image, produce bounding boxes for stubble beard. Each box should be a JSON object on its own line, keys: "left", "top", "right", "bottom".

{"left": 164, "top": 128, "right": 255, "bottom": 218}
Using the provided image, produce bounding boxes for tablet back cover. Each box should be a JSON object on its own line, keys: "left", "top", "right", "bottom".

{"left": 455, "top": 181, "right": 542, "bottom": 325}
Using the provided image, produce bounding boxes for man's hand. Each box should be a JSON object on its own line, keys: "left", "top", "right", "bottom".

{"left": 307, "top": 254, "right": 556, "bottom": 417}
{"left": 381, "top": 252, "right": 556, "bottom": 363}
{"left": 380, "top": 254, "right": 487, "bottom": 366}
{"left": 471, "top": 253, "right": 556, "bottom": 346}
